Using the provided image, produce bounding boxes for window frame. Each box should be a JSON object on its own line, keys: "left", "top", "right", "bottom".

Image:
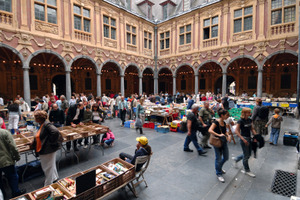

{"left": 73, "top": 4, "right": 91, "bottom": 33}
{"left": 103, "top": 15, "right": 117, "bottom": 40}
{"left": 203, "top": 15, "right": 219, "bottom": 40}
{"left": 126, "top": 24, "right": 137, "bottom": 46}
{"left": 271, "top": 0, "right": 296, "bottom": 25}
{"left": 233, "top": 6, "right": 253, "bottom": 33}
{"left": 34, "top": 0, "right": 57, "bottom": 24}
{"left": 0, "top": 0, "right": 12, "bottom": 12}
{"left": 160, "top": 30, "right": 170, "bottom": 50}
{"left": 144, "top": 31, "right": 152, "bottom": 50}
{"left": 179, "top": 24, "right": 192, "bottom": 45}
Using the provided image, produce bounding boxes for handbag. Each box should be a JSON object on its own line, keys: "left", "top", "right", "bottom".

{"left": 135, "top": 118, "right": 142, "bottom": 128}
{"left": 209, "top": 121, "right": 225, "bottom": 148}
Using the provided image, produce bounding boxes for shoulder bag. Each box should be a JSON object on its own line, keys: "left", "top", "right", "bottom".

{"left": 209, "top": 121, "right": 223, "bottom": 148}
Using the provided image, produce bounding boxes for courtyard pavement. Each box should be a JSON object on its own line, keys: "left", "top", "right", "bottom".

{"left": 4, "top": 116, "right": 300, "bottom": 200}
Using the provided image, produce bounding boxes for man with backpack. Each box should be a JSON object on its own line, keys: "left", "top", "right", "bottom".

{"left": 251, "top": 98, "right": 269, "bottom": 136}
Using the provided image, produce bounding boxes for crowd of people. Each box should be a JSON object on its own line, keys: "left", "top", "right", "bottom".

{"left": 0, "top": 90, "right": 286, "bottom": 199}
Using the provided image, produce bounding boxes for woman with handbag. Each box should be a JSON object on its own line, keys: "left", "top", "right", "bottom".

{"left": 208, "top": 109, "right": 231, "bottom": 183}
{"left": 232, "top": 107, "right": 258, "bottom": 178}
{"left": 31, "top": 110, "right": 63, "bottom": 186}
{"left": 136, "top": 98, "right": 145, "bottom": 134}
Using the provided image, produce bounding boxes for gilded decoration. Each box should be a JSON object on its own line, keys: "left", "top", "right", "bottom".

{"left": 178, "top": 44, "right": 191, "bottom": 52}
{"left": 232, "top": 32, "right": 253, "bottom": 42}
{"left": 35, "top": 21, "right": 58, "bottom": 35}
{"left": 104, "top": 38, "right": 117, "bottom": 49}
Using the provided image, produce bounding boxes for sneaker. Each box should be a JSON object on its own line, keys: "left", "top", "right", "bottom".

{"left": 221, "top": 169, "right": 226, "bottom": 174}
{"left": 269, "top": 142, "right": 274, "bottom": 145}
{"left": 217, "top": 175, "right": 225, "bottom": 183}
{"left": 232, "top": 157, "right": 238, "bottom": 168}
{"left": 83, "top": 145, "right": 88, "bottom": 149}
{"left": 184, "top": 148, "right": 194, "bottom": 152}
{"left": 198, "top": 150, "right": 207, "bottom": 155}
{"left": 241, "top": 170, "right": 256, "bottom": 178}
{"left": 203, "top": 145, "right": 212, "bottom": 149}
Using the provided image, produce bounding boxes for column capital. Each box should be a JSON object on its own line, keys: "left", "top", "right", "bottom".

{"left": 120, "top": 74, "right": 125, "bottom": 77}
{"left": 257, "top": 69, "right": 263, "bottom": 73}
{"left": 138, "top": 75, "right": 143, "bottom": 79}
{"left": 65, "top": 70, "right": 71, "bottom": 73}
{"left": 172, "top": 75, "right": 176, "bottom": 78}
{"left": 96, "top": 72, "right": 102, "bottom": 76}
{"left": 23, "top": 67, "right": 30, "bottom": 70}
{"left": 194, "top": 74, "right": 199, "bottom": 77}
{"left": 222, "top": 72, "right": 227, "bottom": 75}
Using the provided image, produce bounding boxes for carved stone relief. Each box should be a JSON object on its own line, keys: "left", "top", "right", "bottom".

{"left": 35, "top": 21, "right": 58, "bottom": 35}
{"left": 232, "top": 32, "right": 253, "bottom": 42}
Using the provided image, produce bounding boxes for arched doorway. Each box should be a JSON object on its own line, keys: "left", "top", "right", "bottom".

{"left": 70, "top": 58, "right": 97, "bottom": 96}
{"left": 199, "top": 62, "right": 222, "bottom": 94}
{"left": 227, "top": 58, "right": 258, "bottom": 96}
{"left": 52, "top": 75, "right": 74, "bottom": 97}
{"left": 158, "top": 68, "right": 172, "bottom": 94}
{"left": 215, "top": 76, "right": 236, "bottom": 95}
{"left": 176, "top": 65, "right": 194, "bottom": 94}
{"left": 29, "top": 53, "right": 65, "bottom": 98}
{"left": 263, "top": 53, "right": 298, "bottom": 97}
{"left": 101, "top": 62, "right": 121, "bottom": 95}
{"left": 142, "top": 68, "right": 154, "bottom": 95}
{"left": 0, "top": 47, "right": 23, "bottom": 100}
{"left": 125, "top": 65, "right": 139, "bottom": 96}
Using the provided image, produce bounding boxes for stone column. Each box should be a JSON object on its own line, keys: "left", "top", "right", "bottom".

{"left": 257, "top": 69, "right": 263, "bottom": 97}
{"left": 23, "top": 67, "right": 31, "bottom": 107}
{"left": 97, "top": 73, "right": 101, "bottom": 97}
{"left": 139, "top": 76, "right": 143, "bottom": 96}
{"left": 66, "top": 71, "right": 71, "bottom": 101}
{"left": 173, "top": 75, "right": 176, "bottom": 96}
{"left": 222, "top": 72, "right": 227, "bottom": 97}
{"left": 194, "top": 74, "right": 199, "bottom": 95}
{"left": 120, "top": 75, "right": 125, "bottom": 96}
{"left": 154, "top": 73, "right": 158, "bottom": 94}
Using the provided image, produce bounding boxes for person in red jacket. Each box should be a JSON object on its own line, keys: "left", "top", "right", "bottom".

{"left": 0, "top": 117, "right": 6, "bottom": 129}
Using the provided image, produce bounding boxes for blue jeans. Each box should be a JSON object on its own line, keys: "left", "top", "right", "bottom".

{"left": 214, "top": 142, "right": 229, "bottom": 176}
{"left": 270, "top": 128, "right": 280, "bottom": 145}
{"left": 183, "top": 130, "right": 204, "bottom": 152}
{"left": 104, "top": 138, "right": 114, "bottom": 146}
{"left": 0, "top": 165, "right": 21, "bottom": 196}
{"left": 235, "top": 137, "right": 252, "bottom": 171}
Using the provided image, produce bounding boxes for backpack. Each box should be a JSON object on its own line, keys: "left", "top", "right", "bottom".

{"left": 258, "top": 106, "right": 269, "bottom": 120}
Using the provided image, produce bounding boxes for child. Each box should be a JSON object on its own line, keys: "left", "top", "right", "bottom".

{"left": 265, "top": 108, "right": 283, "bottom": 145}
{"left": 101, "top": 129, "right": 115, "bottom": 147}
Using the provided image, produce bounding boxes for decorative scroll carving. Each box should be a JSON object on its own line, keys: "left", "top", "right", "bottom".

{"left": 35, "top": 21, "right": 58, "bottom": 35}
{"left": 104, "top": 38, "right": 117, "bottom": 49}
{"left": 232, "top": 32, "right": 252, "bottom": 42}
{"left": 178, "top": 44, "right": 191, "bottom": 52}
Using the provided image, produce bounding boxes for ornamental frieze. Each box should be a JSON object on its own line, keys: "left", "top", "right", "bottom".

{"left": 232, "top": 31, "right": 253, "bottom": 42}
{"left": 35, "top": 21, "right": 58, "bottom": 35}
{"left": 178, "top": 44, "right": 191, "bottom": 52}
{"left": 144, "top": 49, "right": 152, "bottom": 56}
{"left": 104, "top": 38, "right": 117, "bottom": 49}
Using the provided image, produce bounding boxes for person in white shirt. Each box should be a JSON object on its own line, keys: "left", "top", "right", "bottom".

{"left": 0, "top": 97, "right": 3, "bottom": 106}
{"left": 19, "top": 98, "right": 30, "bottom": 112}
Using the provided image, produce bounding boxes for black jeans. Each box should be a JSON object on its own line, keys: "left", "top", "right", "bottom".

{"left": 120, "top": 109, "right": 126, "bottom": 125}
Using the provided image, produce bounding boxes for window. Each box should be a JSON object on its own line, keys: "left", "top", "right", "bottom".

{"left": 34, "top": 0, "right": 57, "bottom": 24}
{"left": 73, "top": 4, "right": 90, "bottom": 32}
{"left": 163, "top": 4, "right": 167, "bottom": 20}
{"left": 126, "top": 24, "right": 136, "bottom": 45}
{"left": 203, "top": 16, "right": 218, "bottom": 40}
{"left": 160, "top": 31, "right": 170, "bottom": 50}
{"left": 234, "top": 6, "right": 253, "bottom": 33}
{"left": 144, "top": 31, "right": 152, "bottom": 49}
{"left": 179, "top": 24, "right": 191, "bottom": 45}
{"left": 103, "top": 15, "right": 116, "bottom": 39}
{"left": 271, "top": 0, "right": 296, "bottom": 25}
{"left": 0, "top": 0, "right": 11, "bottom": 12}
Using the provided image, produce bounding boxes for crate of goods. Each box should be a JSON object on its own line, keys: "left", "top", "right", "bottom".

{"left": 102, "top": 158, "right": 135, "bottom": 186}
{"left": 157, "top": 125, "right": 169, "bottom": 133}
{"left": 32, "top": 183, "right": 73, "bottom": 200}
{"left": 124, "top": 121, "right": 132, "bottom": 128}
{"left": 11, "top": 193, "right": 35, "bottom": 200}
{"left": 283, "top": 132, "right": 299, "bottom": 146}
{"left": 130, "top": 121, "right": 136, "bottom": 129}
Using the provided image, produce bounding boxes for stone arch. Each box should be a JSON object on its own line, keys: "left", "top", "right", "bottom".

{"left": 0, "top": 43, "right": 25, "bottom": 66}
{"left": 261, "top": 50, "right": 298, "bottom": 71}
{"left": 158, "top": 66, "right": 174, "bottom": 76}
{"left": 142, "top": 66, "right": 154, "bottom": 74}
{"left": 175, "top": 63, "right": 196, "bottom": 75}
{"left": 69, "top": 55, "right": 100, "bottom": 74}
{"left": 198, "top": 60, "right": 223, "bottom": 72}
{"left": 99, "top": 59, "right": 123, "bottom": 75}
{"left": 125, "top": 63, "right": 141, "bottom": 77}
{"left": 225, "top": 55, "right": 260, "bottom": 72}
{"left": 26, "top": 49, "right": 68, "bottom": 71}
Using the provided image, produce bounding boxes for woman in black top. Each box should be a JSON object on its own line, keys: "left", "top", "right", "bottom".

{"left": 233, "top": 107, "right": 257, "bottom": 178}
{"left": 208, "top": 109, "right": 230, "bottom": 183}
